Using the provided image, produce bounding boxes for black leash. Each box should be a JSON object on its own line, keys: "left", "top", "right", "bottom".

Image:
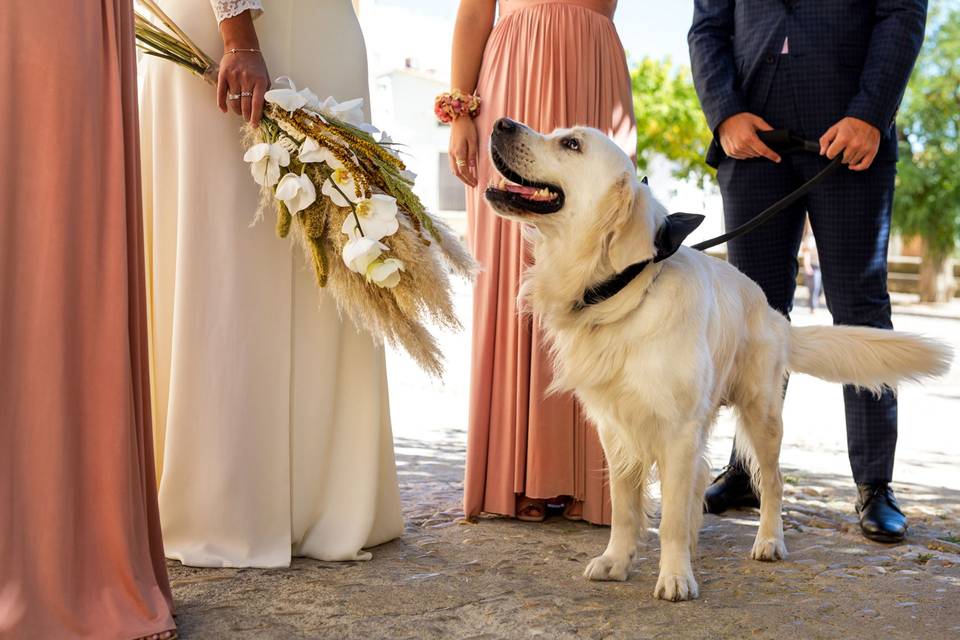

{"left": 691, "top": 132, "right": 843, "bottom": 252}
{"left": 576, "top": 130, "right": 844, "bottom": 311}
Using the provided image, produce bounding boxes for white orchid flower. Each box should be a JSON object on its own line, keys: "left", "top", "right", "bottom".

{"left": 341, "top": 194, "right": 400, "bottom": 241}
{"left": 298, "top": 138, "right": 362, "bottom": 205}
{"left": 313, "top": 96, "right": 379, "bottom": 133}
{"left": 243, "top": 143, "right": 290, "bottom": 187}
{"left": 299, "top": 87, "right": 321, "bottom": 112}
{"left": 366, "top": 258, "right": 405, "bottom": 289}
{"left": 274, "top": 172, "right": 317, "bottom": 215}
{"left": 316, "top": 96, "right": 364, "bottom": 125}
{"left": 263, "top": 76, "right": 318, "bottom": 113}
{"left": 322, "top": 165, "right": 362, "bottom": 207}
{"left": 298, "top": 137, "right": 327, "bottom": 164}
{"left": 298, "top": 138, "right": 357, "bottom": 167}
{"left": 264, "top": 88, "right": 307, "bottom": 112}
{"left": 342, "top": 236, "right": 386, "bottom": 274}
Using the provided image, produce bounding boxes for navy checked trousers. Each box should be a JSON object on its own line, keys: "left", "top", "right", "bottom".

{"left": 718, "top": 56, "right": 898, "bottom": 485}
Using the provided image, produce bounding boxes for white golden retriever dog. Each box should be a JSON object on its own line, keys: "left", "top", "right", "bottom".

{"left": 483, "top": 118, "right": 953, "bottom": 602}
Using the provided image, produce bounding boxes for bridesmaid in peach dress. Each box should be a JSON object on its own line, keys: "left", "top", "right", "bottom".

{"left": 451, "top": 0, "right": 636, "bottom": 524}
{"left": 0, "top": 2, "right": 175, "bottom": 638}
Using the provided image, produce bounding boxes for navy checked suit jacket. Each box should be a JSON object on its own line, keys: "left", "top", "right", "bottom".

{"left": 688, "top": 0, "right": 927, "bottom": 167}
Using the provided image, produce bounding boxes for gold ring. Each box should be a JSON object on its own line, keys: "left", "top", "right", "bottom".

{"left": 455, "top": 159, "right": 466, "bottom": 167}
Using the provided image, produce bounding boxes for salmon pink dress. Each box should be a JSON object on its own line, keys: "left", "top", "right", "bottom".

{"left": 465, "top": 0, "right": 636, "bottom": 525}
{"left": 0, "top": 2, "right": 174, "bottom": 638}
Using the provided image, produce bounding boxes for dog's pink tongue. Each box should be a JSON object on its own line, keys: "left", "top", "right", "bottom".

{"left": 504, "top": 184, "right": 539, "bottom": 197}
{"left": 505, "top": 183, "right": 556, "bottom": 202}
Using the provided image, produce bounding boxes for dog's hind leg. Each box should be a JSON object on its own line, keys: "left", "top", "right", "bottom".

{"left": 584, "top": 427, "right": 646, "bottom": 582}
{"left": 654, "top": 430, "right": 701, "bottom": 601}
{"left": 738, "top": 403, "right": 787, "bottom": 562}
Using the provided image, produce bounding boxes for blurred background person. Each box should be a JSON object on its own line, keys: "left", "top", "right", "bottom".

{"left": 801, "top": 219, "right": 822, "bottom": 312}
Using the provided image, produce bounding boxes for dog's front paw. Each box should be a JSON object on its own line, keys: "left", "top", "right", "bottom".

{"left": 584, "top": 554, "right": 630, "bottom": 582}
{"left": 654, "top": 570, "right": 699, "bottom": 602}
{"left": 750, "top": 537, "right": 787, "bottom": 562}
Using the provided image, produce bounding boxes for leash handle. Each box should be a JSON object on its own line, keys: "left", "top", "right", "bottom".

{"left": 757, "top": 129, "right": 821, "bottom": 155}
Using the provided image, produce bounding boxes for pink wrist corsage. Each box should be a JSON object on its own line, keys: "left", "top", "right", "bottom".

{"left": 434, "top": 90, "right": 481, "bottom": 124}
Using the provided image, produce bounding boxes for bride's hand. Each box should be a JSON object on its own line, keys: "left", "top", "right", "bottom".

{"left": 449, "top": 118, "right": 479, "bottom": 187}
{"left": 216, "top": 12, "right": 270, "bottom": 126}
{"left": 216, "top": 50, "right": 270, "bottom": 126}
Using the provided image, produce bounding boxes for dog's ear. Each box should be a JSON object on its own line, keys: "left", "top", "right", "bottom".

{"left": 598, "top": 175, "right": 656, "bottom": 273}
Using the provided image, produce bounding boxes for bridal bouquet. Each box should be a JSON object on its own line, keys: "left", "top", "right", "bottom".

{"left": 135, "top": 1, "right": 476, "bottom": 375}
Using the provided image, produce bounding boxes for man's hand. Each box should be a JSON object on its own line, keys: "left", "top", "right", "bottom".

{"left": 819, "top": 117, "right": 881, "bottom": 171}
{"left": 717, "top": 113, "right": 782, "bottom": 163}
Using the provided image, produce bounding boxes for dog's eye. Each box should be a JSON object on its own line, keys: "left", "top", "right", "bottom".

{"left": 560, "top": 137, "right": 582, "bottom": 152}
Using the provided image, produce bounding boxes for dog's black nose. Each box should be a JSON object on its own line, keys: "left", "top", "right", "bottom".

{"left": 495, "top": 118, "right": 518, "bottom": 134}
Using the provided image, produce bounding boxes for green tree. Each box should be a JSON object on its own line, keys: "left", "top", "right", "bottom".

{"left": 894, "top": 5, "right": 960, "bottom": 302}
{"left": 631, "top": 57, "right": 714, "bottom": 189}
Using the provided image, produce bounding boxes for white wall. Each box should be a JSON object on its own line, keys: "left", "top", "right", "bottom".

{"left": 372, "top": 69, "right": 454, "bottom": 214}
{"left": 356, "top": 1, "right": 464, "bottom": 219}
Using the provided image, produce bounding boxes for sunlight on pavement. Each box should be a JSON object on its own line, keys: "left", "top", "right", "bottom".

{"left": 387, "top": 280, "right": 960, "bottom": 491}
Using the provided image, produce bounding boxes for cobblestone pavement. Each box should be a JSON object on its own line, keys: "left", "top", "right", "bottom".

{"left": 168, "top": 447, "right": 960, "bottom": 639}
{"left": 168, "top": 287, "right": 960, "bottom": 639}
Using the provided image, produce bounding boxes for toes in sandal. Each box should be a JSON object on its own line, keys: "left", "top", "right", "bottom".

{"left": 516, "top": 497, "right": 547, "bottom": 522}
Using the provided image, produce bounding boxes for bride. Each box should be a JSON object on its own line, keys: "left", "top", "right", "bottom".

{"left": 140, "top": 0, "right": 403, "bottom": 567}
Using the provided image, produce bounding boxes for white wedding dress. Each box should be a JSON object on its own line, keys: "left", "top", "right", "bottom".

{"left": 140, "top": 0, "right": 403, "bottom": 567}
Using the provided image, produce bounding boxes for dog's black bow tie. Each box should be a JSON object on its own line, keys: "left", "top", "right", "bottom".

{"left": 576, "top": 212, "right": 704, "bottom": 310}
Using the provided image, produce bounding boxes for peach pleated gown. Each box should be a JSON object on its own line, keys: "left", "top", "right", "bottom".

{"left": 0, "top": 2, "right": 175, "bottom": 638}
{"left": 465, "top": 0, "right": 636, "bottom": 525}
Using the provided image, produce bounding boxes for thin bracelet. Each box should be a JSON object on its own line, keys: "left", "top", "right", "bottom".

{"left": 226, "top": 48, "right": 261, "bottom": 55}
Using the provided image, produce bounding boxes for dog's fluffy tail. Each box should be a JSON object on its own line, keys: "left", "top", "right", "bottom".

{"left": 787, "top": 325, "right": 953, "bottom": 394}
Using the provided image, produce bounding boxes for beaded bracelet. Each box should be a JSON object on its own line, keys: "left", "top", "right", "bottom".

{"left": 434, "top": 90, "right": 481, "bottom": 124}
{"left": 226, "top": 48, "right": 262, "bottom": 55}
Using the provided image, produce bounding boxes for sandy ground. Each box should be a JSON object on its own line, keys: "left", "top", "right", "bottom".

{"left": 167, "top": 284, "right": 960, "bottom": 639}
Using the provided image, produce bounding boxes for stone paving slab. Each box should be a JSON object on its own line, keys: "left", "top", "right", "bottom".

{"left": 168, "top": 431, "right": 960, "bottom": 640}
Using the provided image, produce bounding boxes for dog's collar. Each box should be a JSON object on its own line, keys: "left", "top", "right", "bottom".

{"left": 574, "top": 212, "right": 704, "bottom": 311}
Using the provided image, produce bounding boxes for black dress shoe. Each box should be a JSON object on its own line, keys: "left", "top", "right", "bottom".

{"left": 856, "top": 483, "right": 907, "bottom": 543}
{"left": 703, "top": 465, "right": 760, "bottom": 514}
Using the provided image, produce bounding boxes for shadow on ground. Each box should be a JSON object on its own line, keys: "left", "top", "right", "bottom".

{"left": 169, "top": 429, "right": 960, "bottom": 639}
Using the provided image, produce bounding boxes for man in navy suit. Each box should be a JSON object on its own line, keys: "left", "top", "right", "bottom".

{"left": 689, "top": 0, "right": 927, "bottom": 542}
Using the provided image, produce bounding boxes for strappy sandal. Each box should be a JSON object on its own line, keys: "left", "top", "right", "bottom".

{"left": 562, "top": 499, "right": 583, "bottom": 521}
{"left": 516, "top": 496, "right": 547, "bottom": 522}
